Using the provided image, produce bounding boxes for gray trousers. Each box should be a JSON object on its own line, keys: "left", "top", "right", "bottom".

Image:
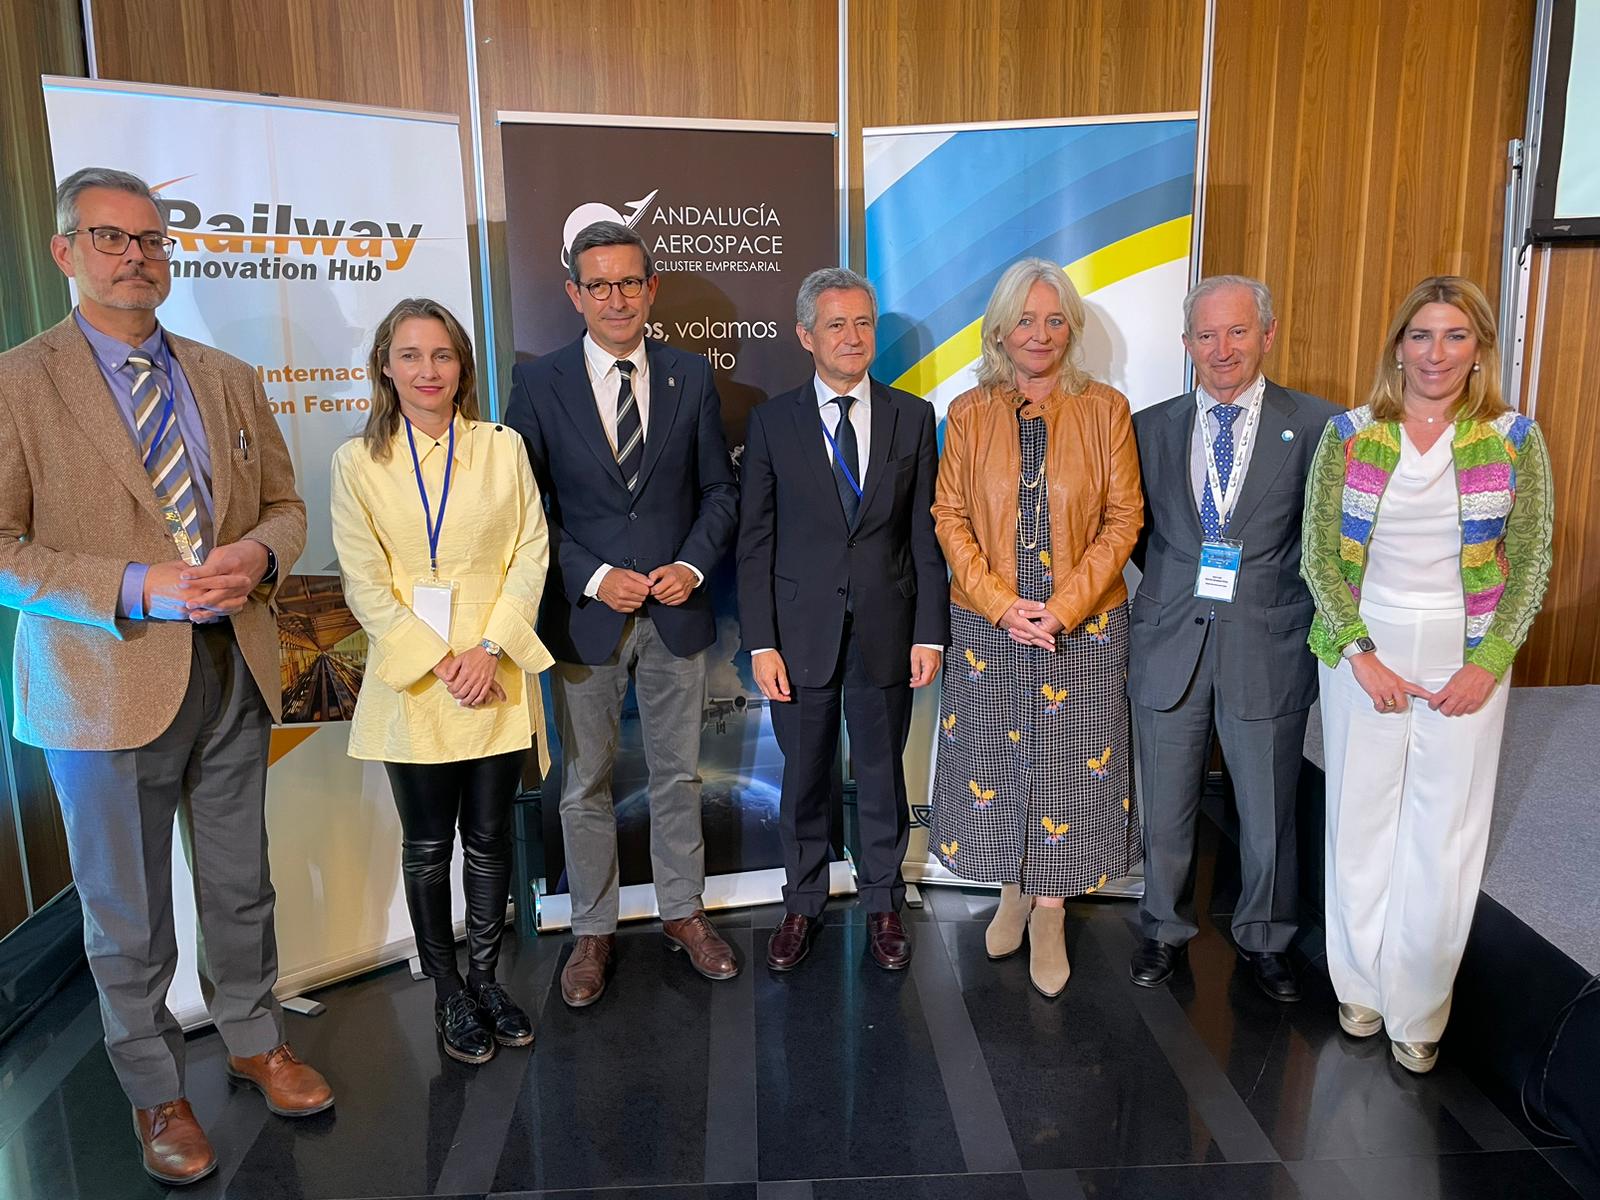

{"left": 550, "top": 616, "right": 707, "bottom": 935}
{"left": 44, "top": 622, "right": 283, "bottom": 1108}
{"left": 1133, "top": 623, "right": 1306, "bottom": 954}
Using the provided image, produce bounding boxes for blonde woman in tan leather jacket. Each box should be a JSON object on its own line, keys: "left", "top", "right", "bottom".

{"left": 929, "top": 258, "right": 1144, "bottom": 997}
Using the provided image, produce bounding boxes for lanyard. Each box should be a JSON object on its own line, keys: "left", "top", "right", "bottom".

{"left": 819, "top": 411, "right": 863, "bottom": 498}
{"left": 1197, "top": 384, "right": 1263, "bottom": 532}
{"left": 404, "top": 416, "right": 455, "bottom": 576}
{"left": 137, "top": 335, "right": 179, "bottom": 472}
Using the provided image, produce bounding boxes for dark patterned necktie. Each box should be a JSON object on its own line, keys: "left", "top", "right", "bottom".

{"left": 831, "top": 395, "right": 861, "bottom": 525}
{"left": 1200, "top": 402, "right": 1242, "bottom": 538}
{"left": 614, "top": 359, "right": 643, "bottom": 490}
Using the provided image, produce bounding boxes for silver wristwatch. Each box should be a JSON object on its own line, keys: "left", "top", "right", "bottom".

{"left": 479, "top": 638, "right": 503, "bottom": 659}
{"left": 1340, "top": 636, "right": 1376, "bottom": 659}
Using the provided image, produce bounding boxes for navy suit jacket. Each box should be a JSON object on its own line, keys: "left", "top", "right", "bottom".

{"left": 736, "top": 378, "right": 948, "bottom": 689}
{"left": 506, "top": 336, "right": 738, "bottom": 665}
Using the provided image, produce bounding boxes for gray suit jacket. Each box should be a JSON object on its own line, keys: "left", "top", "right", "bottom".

{"left": 1127, "top": 379, "right": 1339, "bottom": 719}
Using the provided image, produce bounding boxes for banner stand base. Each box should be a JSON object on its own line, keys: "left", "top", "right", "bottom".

{"left": 536, "top": 862, "right": 857, "bottom": 933}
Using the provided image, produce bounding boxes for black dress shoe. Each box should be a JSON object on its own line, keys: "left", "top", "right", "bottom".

{"left": 1129, "top": 938, "right": 1185, "bottom": 988}
{"left": 436, "top": 989, "right": 496, "bottom": 1064}
{"left": 767, "top": 913, "right": 819, "bottom": 971}
{"left": 472, "top": 980, "right": 535, "bottom": 1047}
{"left": 1237, "top": 948, "right": 1302, "bottom": 1002}
{"left": 867, "top": 911, "right": 912, "bottom": 970}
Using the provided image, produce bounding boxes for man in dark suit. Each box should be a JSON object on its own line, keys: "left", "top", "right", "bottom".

{"left": 736, "top": 267, "right": 948, "bottom": 972}
{"left": 1128, "top": 275, "right": 1339, "bottom": 1001}
{"left": 505, "top": 221, "right": 740, "bottom": 1008}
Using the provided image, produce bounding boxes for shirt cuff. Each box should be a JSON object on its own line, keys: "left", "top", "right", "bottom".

{"left": 118, "top": 563, "right": 149, "bottom": 621}
{"left": 674, "top": 560, "right": 704, "bottom": 587}
{"left": 583, "top": 564, "right": 615, "bottom": 599}
{"left": 751, "top": 648, "right": 776, "bottom": 657}
{"left": 914, "top": 644, "right": 945, "bottom": 653}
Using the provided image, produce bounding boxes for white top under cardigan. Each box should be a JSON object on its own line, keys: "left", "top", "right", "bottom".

{"left": 1361, "top": 428, "right": 1465, "bottom": 610}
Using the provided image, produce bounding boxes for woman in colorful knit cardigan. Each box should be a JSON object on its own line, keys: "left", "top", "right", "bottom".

{"left": 1301, "top": 277, "right": 1553, "bottom": 1077}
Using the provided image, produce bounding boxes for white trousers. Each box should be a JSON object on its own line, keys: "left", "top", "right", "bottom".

{"left": 1318, "top": 599, "right": 1510, "bottom": 1044}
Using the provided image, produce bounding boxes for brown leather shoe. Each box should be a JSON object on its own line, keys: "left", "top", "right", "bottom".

{"left": 561, "top": 933, "right": 616, "bottom": 1008}
{"left": 867, "top": 911, "right": 912, "bottom": 970}
{"left": 766, "top": 912, "right": 819, "bottom": 971}
{"left": 662, "top": 909, "right": 740, "bottom": 980}
{"left": 133, "top": 1098, "right": 216, "bottom": 1185}
{"left": 226, "top": 1043, "right": 335, "bottom": 1117}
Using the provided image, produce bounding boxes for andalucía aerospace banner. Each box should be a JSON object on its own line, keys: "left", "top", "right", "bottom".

{"left": 499, "top": 115, "right": 837, "bottom": 918}
{"left": 864, "top": 114, "right": 1199, "bottom": 886}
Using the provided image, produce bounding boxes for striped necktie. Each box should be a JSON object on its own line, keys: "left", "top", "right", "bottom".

{"left": 614, "top": 358, "right": 643, "bottom": 490}
{"left": 128, "top": 348, "right": 205, "bottom": 563}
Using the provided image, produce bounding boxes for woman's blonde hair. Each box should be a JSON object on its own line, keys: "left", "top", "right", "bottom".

{"left": 975, "top": 257, "right": 1091, "bottom": 396}
{"left": 362, "top": 298, "right": 480, "bottom": 460}
{"left": 1367, "top": 276, "right": 1506, "bottom": 423}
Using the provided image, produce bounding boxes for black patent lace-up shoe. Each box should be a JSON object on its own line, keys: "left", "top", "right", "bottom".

{"left": 472, "top": 980, "right": 535, "bottom": 1047}
{"left": 436, "top": 988, "right": 496, "bottom": 1064}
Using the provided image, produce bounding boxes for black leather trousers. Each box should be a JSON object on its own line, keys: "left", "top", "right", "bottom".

{"left": 383, "top": 749, "right": 526, "bottom": 991}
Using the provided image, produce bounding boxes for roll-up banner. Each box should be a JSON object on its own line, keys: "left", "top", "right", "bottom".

{"left": 497, "top": 114, "right": 841, "bottom": 929}
{"left": 42, "top": 77, "right": 478, "bottom": 1024}
{"left": 862, "top": 114, "right": 1200, "bottom": 889}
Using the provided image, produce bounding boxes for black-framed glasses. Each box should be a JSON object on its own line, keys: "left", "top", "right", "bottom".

{"left": 579, "top": 276, "right": 646, "bottom": 301}
{"left": 64, "top": 226, "right": 178, "bottom": 261}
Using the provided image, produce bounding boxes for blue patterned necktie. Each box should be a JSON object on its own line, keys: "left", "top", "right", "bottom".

{"left": 1199, "top": 402, "right": 1243, "bottom": 539}
{"left": 613, "top": 359, "right": 643, "bottom": 491}
{"left": 128, "top": 349, "right": 205, "bottom": 563}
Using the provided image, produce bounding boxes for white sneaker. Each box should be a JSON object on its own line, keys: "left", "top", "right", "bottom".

{"left": 1391, "top": 1040, "right": 1439, "bottom": 1074}
{"left": 1338, "top": 1002, "right": 1382, "bottom": 1038}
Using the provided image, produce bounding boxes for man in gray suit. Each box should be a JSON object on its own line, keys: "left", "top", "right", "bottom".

{"left": 1127, "top": 276, "right": 1338, "bottom": 1001}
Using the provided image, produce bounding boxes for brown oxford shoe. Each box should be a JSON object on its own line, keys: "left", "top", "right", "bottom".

{"left": 133, "top": 1098, "right": 216, "bottom": 1185}
{"left": 867, "top": 910, "right": 912, "bottom": 971}
{"left": 766, "top": 912, "right": 820, "bottom": 971}
{"left": 560, "top": 933, "right": 616, "bottom": 1007}
{"left": 662, "top": 909, "right": 740, "bottom": 980}
{"left": 226, "top": 1043, "right": 335, "bottom": 1117}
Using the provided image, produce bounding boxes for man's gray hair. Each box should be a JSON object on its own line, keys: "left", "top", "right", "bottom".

{"left": 54, "top": 167, "right": 166, "bottom": 235}
{"left": 796, "top": 267, "right": 877, "bottom": 330}
{"left": 566, "top": 220, "right": 655, "bottom": 283}
{"left": 1182, "top": 274, "right": 1274, "bottom": 335}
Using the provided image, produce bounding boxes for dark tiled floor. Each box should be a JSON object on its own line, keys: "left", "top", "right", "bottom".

{"left": 2, "top": 832, "right": 1596, "bottom": 1200}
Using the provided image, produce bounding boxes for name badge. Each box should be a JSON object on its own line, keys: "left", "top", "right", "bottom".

{"left": 413, "top": 580, "right": 455, "bottom": 641}
{"left": 1194, "top": 539, "right": 1243, "bottom": 603}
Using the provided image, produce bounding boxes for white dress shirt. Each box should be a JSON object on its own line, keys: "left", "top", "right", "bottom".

{"left": 579, "top": 333, "right": 702, "bottom": 598}
{"left": 1189, "top": 373, "right": 1267, "bottom": 514}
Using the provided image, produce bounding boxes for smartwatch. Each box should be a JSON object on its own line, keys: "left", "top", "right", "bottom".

{"left": 1340, "top": 636, "right": 1376, "bottom": 659}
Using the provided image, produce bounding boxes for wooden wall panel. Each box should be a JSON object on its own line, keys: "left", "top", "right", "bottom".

{"left": 475, "top": 0, "right": 839, "bottom": 393}
{"left": 1513, "top": 245, "right": 1600, "bottom": 688}
{"left": 1204, "top": 0, "right": 1534, "bottom": 408}
{"left": 1, "top": 0, "right": 83, "bottom": 352}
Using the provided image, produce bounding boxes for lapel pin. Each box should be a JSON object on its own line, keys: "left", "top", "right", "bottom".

{"left": 668, "top": 376, "right": 676, "bottom": 388}
{"left": 1281, "top": 429, "right": 1295, "bottom": 442}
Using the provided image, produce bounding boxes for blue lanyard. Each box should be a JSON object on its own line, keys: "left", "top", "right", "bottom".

{"left": 404, "top": 416, "right": 455, "bottom": 575}
{"left": 819, "top": 412, "right": 863, "bottom": 498}
{"left": 138, "top": 335, "right": 179, "bottom": 472}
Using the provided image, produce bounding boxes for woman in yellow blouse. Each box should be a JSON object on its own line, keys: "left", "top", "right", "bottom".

{"left": 331, "top": 298, "right": 553, "bottom": 1065}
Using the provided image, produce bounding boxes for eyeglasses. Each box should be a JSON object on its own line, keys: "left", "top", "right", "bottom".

{"left": 578, "top": 276, "right": 646, "bottom": 301}
{"left": 63, "top": 226, "right": 178, "bottom": 261}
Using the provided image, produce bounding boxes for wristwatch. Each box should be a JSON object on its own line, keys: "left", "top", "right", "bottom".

{"left": 479, "top": 638, "right": 503, "bottom": 659}
{"left": 1340, "top": 636, "right": 1376, "bottom": 659}
{"left": 261, "top": 545, "right": 278, "bottom": 584}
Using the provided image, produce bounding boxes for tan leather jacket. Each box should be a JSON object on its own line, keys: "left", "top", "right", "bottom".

{"left": 932, "top": 382, "right": 1142, "bottom": 633}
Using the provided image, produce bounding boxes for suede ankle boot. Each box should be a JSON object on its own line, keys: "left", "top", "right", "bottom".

{"left": 1028, "top": 906, "right": 1070, "bottom": 997}
{"left": 985, "top": 884, "right": 1031, "bottom": 960}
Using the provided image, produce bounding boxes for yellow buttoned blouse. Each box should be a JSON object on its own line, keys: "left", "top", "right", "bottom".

{"left": 330, "top": 416, "right": 554, "bottom": 768}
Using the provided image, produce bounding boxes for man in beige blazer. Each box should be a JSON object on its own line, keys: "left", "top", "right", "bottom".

{"left": 0, "top": 167, "right": 329, "bottom": 1186}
